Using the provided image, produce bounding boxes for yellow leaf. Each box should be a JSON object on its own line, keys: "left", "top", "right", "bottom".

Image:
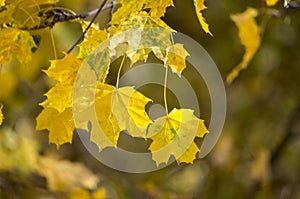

{"left": 148, "top": 108, "right": 208, "bottom": 165}
{"left": 145, "top": 0, "right": 174, "bottom": 18}
{"left": 92, "top": 187, "right": 106, "bottom": 199}
{"left": 265, "top": 0, "right": 279, "bottom": 6}
{"left": 193, "top": 0, "right": 212, "bottom": 35}
{"left": 227, "top": 7, "right": 261, "bottom": 84}
{"left": 45, "top": 53, "right": 82, "bottom": 83}
{"left": 0, "top": 27, "right": 36, "bottom": 65}
{"left": 36, "top": 107, "right": 75, "bottom": 148}
{"left": 0, "top": 104, "right": 3, "bottom": 126}
{"left": 111, "top": 0, "right": 149, "bottom": 24}
{"left": 68, "top": 189, "right": 91, "bottom": 199}
{"left": 45, "top": 83, "right": 73, "bottom": 112}
{"left": 78, "top": 22, "right": 108, "bottom": 59}
{"left": 37, "top": 155, "right": 99, "bottom": 192}
{"left": 165, "top": 43, "right": 190, "bottom": 76}
{"left": 0, "top": 0, "right": 5, "bottom": 7}
{"left": 112, "top": 86, "right": 152, "bottom": 137}
{"left": 110, "top": 11, "right": 174, "bottom": 65}
{"left": 75, "top": 85, "right": 152, "bottom": 149}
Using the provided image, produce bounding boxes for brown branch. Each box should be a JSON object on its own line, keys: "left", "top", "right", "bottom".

{"left": 20, "top": 2, "right": 114, "bottom": 31}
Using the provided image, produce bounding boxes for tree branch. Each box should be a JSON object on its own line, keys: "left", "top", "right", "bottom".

{"left": 67, "top": 0, "right": 109, "bottom": 53}
{"left": 21, "top": 2, "right": 114, "bottom": 31}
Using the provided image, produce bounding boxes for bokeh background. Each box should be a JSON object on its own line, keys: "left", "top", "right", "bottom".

{"left": 1, "top": 0, "right": 300, "bottom": 198}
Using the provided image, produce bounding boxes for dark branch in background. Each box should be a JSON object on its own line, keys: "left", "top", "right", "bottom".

{"left": 248, "top": 94, "right": 300, "bottom": 199}
{"left": 270, "top": 94, "right": 300, "bottom": 166}
{"left": 21, "top": 1, "right": 115, "bottom": 31}
{"left": 67, "top": 0, "right": 110, "bottom": 53}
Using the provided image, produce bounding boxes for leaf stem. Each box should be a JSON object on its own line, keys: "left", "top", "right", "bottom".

{"left": 163, "top": 65, "right": 169, "bottom": 114}
{"left": 116, "top": 56, "right": 126, "bottom": 88}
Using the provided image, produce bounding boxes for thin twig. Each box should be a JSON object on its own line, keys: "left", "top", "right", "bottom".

{"left": 67, "top": 0, "right": 109, "bottom": 53}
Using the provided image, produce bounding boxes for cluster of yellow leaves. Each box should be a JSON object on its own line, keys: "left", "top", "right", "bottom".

{"left": 36, "top": 0, "right": 210, "bottom": 165}
{"left": 227, "top": 7, "right": 261, "bottom": 84}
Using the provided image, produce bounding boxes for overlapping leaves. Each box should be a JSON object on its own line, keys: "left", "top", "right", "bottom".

{"left": 36, "top": 0, "right": 210, "bottom": 164}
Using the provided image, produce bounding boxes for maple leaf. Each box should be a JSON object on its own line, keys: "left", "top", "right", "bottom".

{"left": 110, "top": 11, "right": 174, "bottom": 65}
{"left": 148, "top": 108, "right": 208, "bottom": 165}
{"left": 78, "top": 22, "right": 108, "bottom": 59}
{"left": 227, "top": 7, "right": 261, "bottom": 84}
{"left": 45, "top": 83, "right": 73, "bottom": 112}
{"left": 165, "top": 43, "right": 190, "bottom": 76}
{"left": 193, "top": 0, "right": 212, "bottom": 35}
{"left": 111, "top": 0, "right": 149, "bottom": 24}
{"left": 36, "top": 106, "right": 75, "bottom": 148}
{"left": 0, "top": 104, "right": 3, "bottom": 126}
{"left": 45, "top": 53, "right": 82, "bottom": 84}
{"left": 0, "top": 27, "right": 36, "bottom": 65}
{"left": 145, "top": 0, "right": 174, "bottom": 18}
{"left": 111, "top": 86, "right": 152, "bottom": 137}
{"left": 265, "top": 0, "right": 279, "bottom": 6}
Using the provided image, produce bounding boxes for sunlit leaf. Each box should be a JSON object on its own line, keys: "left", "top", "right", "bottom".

{"left": 165, "top": 43, "right": 190, "bottom": 76}
{"left": 45, "top": 83, "right": 73, "bottom": 112}
{"left": 148, "top": 108, "right": 208, "bottom": 165}
{"left": 36, "top": 107, "right": 75, "bottom": 148}
{"left": 45, "top": 53, "right": 82, "bottom": 83}
{"left": 145, "top": 0, "right": 174, "bottom": 18}
{"left": 227, "top": 7, "right": 261, "bottom": 84}
{"left": 193, "top": 0, "right": 212, "bottom": 35}
{"left": 111, "top": 0, "right": 149, "bottom": 24}
{"left": 112, "top": 86, "right": 152, "bottom": 137}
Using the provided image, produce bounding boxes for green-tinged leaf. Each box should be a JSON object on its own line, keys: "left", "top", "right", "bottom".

{"left": 165, "top": 43, "right": 190, "bottom": 76}
{"left": 85, "top": 47, "right": 110, "bottom": 82}
{"left": 78, "top": 22, "right": 108, "bottom": 59}
{"left": 110, "top": 11, "right": 174, "bottom": 65}
{"left": 0, "top": 28, "right": 36, "bottom": 65}
{"left": 193, "top": 0, "right": 212, "bottom": 35}
{"left": 227, "top": 7, "right": 261, "bottom": 84}
{"left": 148, "top": 108, "right": 208, "bottom": 165}
{"left": 36, "top": 107, "right": 75, "bottom": 148}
